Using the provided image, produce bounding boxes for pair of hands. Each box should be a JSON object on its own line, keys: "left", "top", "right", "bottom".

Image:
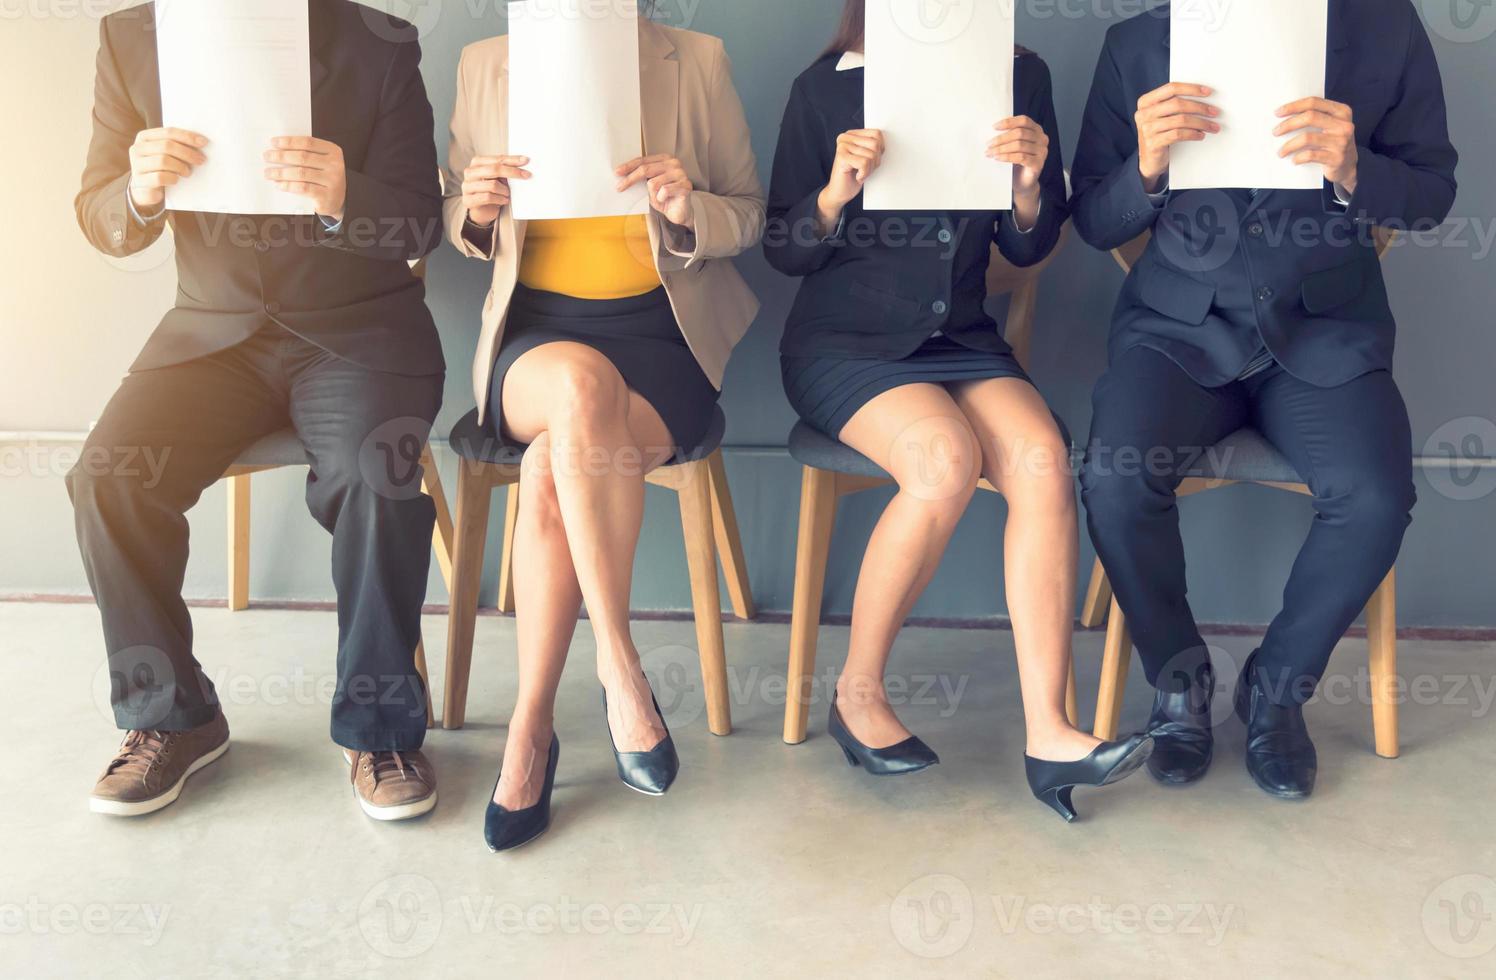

{"left": 1134, "top": 83, "right": 1358, "bottom": 194}
{"left": 816, "top": 117, "right": 1050, "bottom": 216}
{"left": 461, "top": 154, "right": 696, "bottom": 228}
{"left": 127, "top": 127, "right": 348, "bottom": 219}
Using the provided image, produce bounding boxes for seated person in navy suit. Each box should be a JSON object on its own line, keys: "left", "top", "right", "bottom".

{"left": 1070, "top": 0, "right": 1457, "bottom": 799}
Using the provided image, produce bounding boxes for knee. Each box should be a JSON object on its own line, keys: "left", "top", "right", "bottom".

{"left": 887, "top": 418, "right": 981, "bottom": 524}
{"left": 993, "top": 433, "right": 1076, "bottom": 518}
{"left": 1320, "top": 478, "right": 1414, "bottom": 543}
{"left": 1080, "top": 454, "right": 1169, "bottom": 523}
{"left": 549, "top": 357, "right": 627, "bottom": 428}
{"left": 65, "top": 448, "right": 155, "bottom": 512}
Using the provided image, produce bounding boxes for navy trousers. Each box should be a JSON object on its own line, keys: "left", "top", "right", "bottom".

{"left": 67, "top": 325, "right": 443, "bottom": 751}
{"left": 1080, "top": 346, "right": 1414, "bottom": 705}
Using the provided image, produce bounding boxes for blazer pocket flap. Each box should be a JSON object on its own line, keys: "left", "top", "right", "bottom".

{"left": 849, "top": 279, "right": 920, "bottom": 314}
{"left": 1300, "top": 261, "right": 1366, "bottom": 314}
{"left": 1136, "top": 266, "right": 1216, "bottom": 325}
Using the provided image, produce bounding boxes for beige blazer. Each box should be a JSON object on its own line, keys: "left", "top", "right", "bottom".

{"left": 442, "top": 21, "right": 767, "bottom": 423}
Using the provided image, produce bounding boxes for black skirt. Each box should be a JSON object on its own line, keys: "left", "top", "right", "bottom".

{"left": 782, "top": 334, "right": 1032, "bottom": 438}
{"left": 490, "top": 284, "right": 719, "bottom": 454}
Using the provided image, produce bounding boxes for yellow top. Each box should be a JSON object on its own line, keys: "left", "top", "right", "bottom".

{"left": 517, "top": 216, "right": 662, "bottom": 300}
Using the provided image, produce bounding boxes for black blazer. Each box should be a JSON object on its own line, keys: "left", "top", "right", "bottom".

{"left": 75, "top": 0, "right": 445, "bottom": 377}
{"left": 764, "top": 50, "right": 1069, "bottom": 360}
{"left": 1071, "top": 0, "right": 1458, "bottom": 389}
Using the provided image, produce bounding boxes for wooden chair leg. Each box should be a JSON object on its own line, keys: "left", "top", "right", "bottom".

{"left": 1366, "top": 566, "right": 1399, "bottom": 759}
{"left": 1080, "top": 557, "right": 1111, "bottom": 629}
{"left": 496, "top": 483, "right": 520, "bottom": 615}
{"left": 674, "top": 460, "right": 732, "bottom": 735}
{"left": 420, "top": 444, "right": 455, "bottom": 595}
{"left": 414, "top": 637, "right": 436, "bottom": 730}
{"left": 227, "top": 473, "right": 251, "bottom": 611}
{"left": 1065, "top": 658, "right": 1079, "bottom": 728}
{"left": 706, "top": 449, "right": 756, "bottom": 621}
{"left": 1093, "top": 597, "right": 1132, "bottom": 740}
{"left": 442, "top": 464, "right": 494, "bottom": 730}
{"left": 784, "top": 466, "right": 838, "bottom": 745}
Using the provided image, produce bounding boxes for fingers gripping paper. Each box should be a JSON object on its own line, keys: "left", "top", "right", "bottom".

{"left": 507, "top": 0, "right": 649, "bottom": 220}
{"left": 156, "top": 0, "right": 313, "bottom": 215}
{"left": 864, "top": 0, "right": 1014, "bottom": 212}
{"left": 1169, "top": 0, "right": 1329, "bottom": 190}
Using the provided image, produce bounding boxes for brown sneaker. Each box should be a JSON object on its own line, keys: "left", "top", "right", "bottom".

{"left": 90, "top": 711, "right": 231, "bottom": 817}
{"left": 344, "top": 749, "right": 437, "bottom": 821}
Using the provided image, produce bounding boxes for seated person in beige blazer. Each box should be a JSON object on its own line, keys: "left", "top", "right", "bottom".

{"left": 443, "top": 9, "right": 764, "bottom": 851}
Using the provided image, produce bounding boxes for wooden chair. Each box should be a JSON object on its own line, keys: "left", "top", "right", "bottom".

{"left": 440, "top": 405, "right": 755, "bottom": 734}
{"left": 1083, "top": 228, "right": 1401, "bottom": 758}
{"left": 222, "top": 431, "right": 454, "bottom": 729}
{"left": 781, "top": 227, "right": 1079, "bottom": 745}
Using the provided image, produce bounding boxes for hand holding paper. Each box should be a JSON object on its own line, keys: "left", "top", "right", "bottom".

{"left": 127, "top": 127, "right": 209, "bottom": 215}
{"left": 1132, "top": 82, "right": 1221, "bottom": 191}
{"left": 1275, "top": 97, "right": 1359, "bottom": 195}
{"left": 461, "top": 156, "right": 533, "bottom": 228}
{"left": 263, "top": 137, "right": 348, "bottom": 221}
{"left": 1168, "top": 0, "right": 1329, "bottom": 190}
{"left": 815, "top": 129, "right": 885, "bottom": 233}
{"left": 615, "top": 155, "right": 696, "bottom": 228}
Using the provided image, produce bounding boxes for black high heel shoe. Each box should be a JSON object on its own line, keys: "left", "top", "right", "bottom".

{"left": 602, "top": 688, "right": 679, "bottom": 796}
{"left": 1024, "top": 734, "right": 1154, "bottom": 823}
{"left": 484, "top": 735, "right": 560, "bottom": 852}
{"left": 827, "top": 691, "right": 940, "bottom": 776}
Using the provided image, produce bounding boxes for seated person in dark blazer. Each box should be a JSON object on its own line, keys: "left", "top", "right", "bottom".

{"left": 70, "top": 0, "right": 446, "bottom": 820}
{"left": 1071, "top": 0, "right": 1458, "bottom": 799}
{"left": 764, "top": 0, "right": 1154, "bottom": 824}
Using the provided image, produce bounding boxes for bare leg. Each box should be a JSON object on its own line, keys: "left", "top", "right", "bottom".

{"left": 494, "top": 434, "right": 580, "bottom": 809}
{"left": 502, "top": 342, "right": 676, "bottom": 754}
{"left": 949, "top": 377, "right": 1099, "bottom": 762}
{"left": 833, "top": 384, "right": 981, "bottom": 748}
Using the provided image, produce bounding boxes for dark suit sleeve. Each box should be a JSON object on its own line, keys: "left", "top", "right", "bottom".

{"left": 1335, "top": 10, "right": 1457, "bottom": 229}
{"left": 994, "top": 54, "right": 1068, "bottom": 267}
{"left": 321, "top": 34, "right": 443, "bottom": 262}
{"left": 1069, "top": 35, "right": 1165, "bottom": 251}
{"left": 763, "top": 75, "right": 841, "bottom": 277}
{"left": 75, "top": 18, "right": 162, "bottom": 259}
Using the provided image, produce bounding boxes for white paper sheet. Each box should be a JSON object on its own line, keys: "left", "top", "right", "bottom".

{"left": 507, "top": 0, "right": 648, "bottom": 220}
{"left": 864, "top": 0, "right": 1014, "bottom": 211}
{"left": 1169, "top": 0, "right": 1328, "bottom": 190}
{"left": 156, "top": 0, "right": 313, "bottom": 215}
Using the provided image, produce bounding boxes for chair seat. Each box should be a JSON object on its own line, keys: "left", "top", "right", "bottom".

{"left": 1181, "top": 428, "right": 1302, "bottom": 485}
{"left": 788, "top": 414, "right": 1073, "bottom": 480}
{"left": 233, "top": 428, "right": 309, "bottom": 469}
{"left": 448, "top": 405, "right": 727, "bottom": 467}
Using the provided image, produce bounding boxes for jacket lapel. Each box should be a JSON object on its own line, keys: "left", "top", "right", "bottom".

{"left": 639, "top": 21, "right": 678, "bottom": 157}
{"left": 1324, "top": 0, "right": 1351, "bottom": 101}
{"left": 308, "top": 0, "right": 333, "bottom": 97}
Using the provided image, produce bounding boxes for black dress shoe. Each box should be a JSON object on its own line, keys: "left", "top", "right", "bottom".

{"left": 826, "top": 691, "right": 940, "bottom": 776}
{"left": 602, "top": 689, "right": 679, "bottom": 796}
{"left": 1025, "top": 733, "right": 1154, "bottom": 822}
{"left": 484, "top": 735, "right": 559, "bottom": 852}
{"left": 1145, "top": 662, "right": 1216, "bottom": 785}
{"left": 1234, "top": 655, "right": 1317, "bottom": 799}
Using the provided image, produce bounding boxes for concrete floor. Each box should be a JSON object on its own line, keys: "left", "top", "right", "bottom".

{"left": 4, "top": 601, "right": 1495, "bottom": 978}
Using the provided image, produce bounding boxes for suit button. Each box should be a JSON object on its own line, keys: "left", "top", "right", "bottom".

{"left": 1248, "top": 223, "right": 1265, "bottom": 237}
{"left": 265, "top": 302, "right": 282, "bottom": 316}
{"left": 937, "top": 229, "right": 953, "bottom": 244}
{"left": 932, "top": 300, "right": 949, "bottom": 315}
{"left": 1256, "top": 287, "right": 1275, "bottom": 303}
{"left": 254, "top": 239, "right": 270, "bottom": 253}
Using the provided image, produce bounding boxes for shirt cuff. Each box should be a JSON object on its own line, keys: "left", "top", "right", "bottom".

{"left": 823, "top": 213, "right": 847, "bottom": 243}
{"left": 318, "top": 214, "right": 343, "bottom": 233}
{"left": 1332, "top": 183, "right": 1353, "bottom": 207}
{"left": 1011, "top": 200, "right": 1041, "bottom": 235}
{"left": 126, "top": 192, "right": 166, "bottom": 227}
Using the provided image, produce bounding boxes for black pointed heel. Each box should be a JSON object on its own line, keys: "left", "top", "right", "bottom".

{"left": 826, "top": 691, "right": 940, "bottom": 776}
{"left": 484, "top": 735, "right": 559, "bottom": 853}
{"left": 602, "top": 688, "right": 679, "bottom": 796}
{"left": 1024, "top": 733, "right": 1153, "bottom": 823}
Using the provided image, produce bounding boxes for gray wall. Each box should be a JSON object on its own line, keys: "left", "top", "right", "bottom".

{"left": 3, "top": 0, "right": 1494, "bottom": 627}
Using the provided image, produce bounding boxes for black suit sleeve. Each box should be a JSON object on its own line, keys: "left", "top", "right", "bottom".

{"left": 995, "top": 54, "right": 1069, "bottom": 267}
{"left": 763, "top": 75, "right": 841, "bottom": 278}
{"left": 76, "top": 18, "right": 162, "bottom": 259}
{"left": 320, "top": 34, "right": 443, "bottom": 262}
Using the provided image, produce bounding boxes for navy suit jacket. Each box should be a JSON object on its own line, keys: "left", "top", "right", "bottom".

{"left": 75, "top": 0, "right": 445, "bottom": 377}
{"left": 1071, "top": 0, "right": 1457, "bottom": 388}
